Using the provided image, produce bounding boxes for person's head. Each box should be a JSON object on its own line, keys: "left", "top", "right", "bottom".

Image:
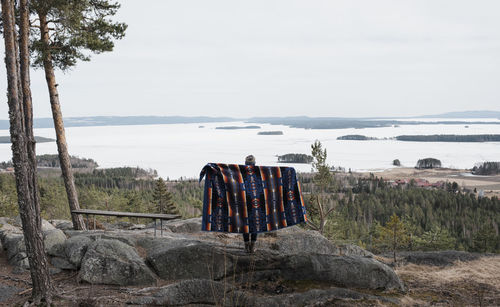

{"left": 245, "top": 155, "right": 256, "bottom": 165}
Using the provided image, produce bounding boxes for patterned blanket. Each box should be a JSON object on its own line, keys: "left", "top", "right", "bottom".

{"left": 199, "top": 163, "right": 308, "bottom": 233}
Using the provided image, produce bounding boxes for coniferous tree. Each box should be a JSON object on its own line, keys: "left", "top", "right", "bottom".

{"left": 307, "top": 140, "right": 336, "bottom": 234}
{"left": 1, "top": 0, "right": 52, "bottom": 302}
{"left": 27, "top": 0, "right": 127, "bottom": 230}
{"left": 153, "top": 178, "right": 179, "bottom": 215}
{"left": 415, "top": 226, "right": 456, "bottom": 251}
{"left": 376, "top": 213, "right": 407, "bottom": 263}
{"left": 473, "top": 223, "right": 498, "bottom": 253}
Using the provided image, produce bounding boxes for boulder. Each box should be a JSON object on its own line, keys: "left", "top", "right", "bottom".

{"left": 14, "top": 216, "right": 55, "bottom": 231}
{"left": 266, "top": 227, "right": 340, "bottom": 255}
{"left": 146, "top": 240, "right": 404, "bottom": 291}
{"left": 79, "top": 239, "right": 156, "bottom": 286}
{"left": 334, "top": 244, "right": 374, "bottom": 258}
{"left": 129, "top": 279, "right": 399, "bottom": 306}
{"left": 0, "top": 217, "right": 14, "bottom": 227}
{"left": 147, "top": 241, "right": 237, "bottom": 281}
{"left": 2, "top": 228, "right": 66, "bottom": 269}
{"left": 3, "top": 233, "right": 25, "bottom": 262}
{"left": 263, "top": 227, "right": 373, "bottom": 257}
{"left": 49, "top": 235, "right": 93, "bottom": 269}
{"left": 43, "top": 229, "right": 67, "bottom": 253}
{"left": 279, "top": 253, "right": 404, "bottom": 290}
{"left": 130, "top": 279, "right": 234, "bottom": 306}
{"left": 165, "top": 217, "right": 202, "bottom": 233}
{"left": 49, "top": 219, "right": 74, "bottom": 230}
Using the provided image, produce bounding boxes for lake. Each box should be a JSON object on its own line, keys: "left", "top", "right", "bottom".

{"left": 1, "top": 118, "right": 499, "bottom": 179}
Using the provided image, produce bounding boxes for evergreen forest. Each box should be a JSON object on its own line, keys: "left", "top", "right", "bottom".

{"left": 0, "top": 158, "right": 498, "bottom": 254}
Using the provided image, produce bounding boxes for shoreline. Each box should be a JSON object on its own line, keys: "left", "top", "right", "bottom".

{"left": 354, "top": 167, "right": 500, "bottom": 197}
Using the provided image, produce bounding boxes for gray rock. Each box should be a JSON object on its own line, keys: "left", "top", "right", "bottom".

{"left": 79, "top": 239, "right": 156, "bottom": 286}
{"left": 334, "top": 243, "right": 375, "bottom": 258}
{"left": 14, "top": 216, "right": 55, "bottom": 231}
{"left": 112, "top": 221, "right": 134, "bottom": 229}
{"left": 3, "top": 233, "right": 25, "bottom": 261}
{"left": 147, "top": 241, "right": 237, "bottom": 280}
{"left": 129, "top": 279, "right": 399, "bottom": 306}
{"left": 165, "top": 217, "right": 202, "bottom": 233}
{"left": 280, "top": 253, "right": 404, "bottom": 290}
{"left": 49, "top": 235, "right": 93, "bottom": 269}
{"left": 64, "top": 231, "right": 138, "bottom": 247}
{"left": 65, "top": 236, "right": 93, "bottom": 268}
{"left": 131, "top": 279, "right": 233, "bottom": 306}
{"left": 266, "top": 227, "right": 339, "bottom": 255}
{"left": 49, "top": 219, "right": 74, "bottom": 230}
{"left": 0, "top": 217, "right": 14, "bottom": 227}
{"left": 43, "top": 229, "right": 67, "bottom": 253}
{"left": 50, "top": 256, "right": 75, "bottom": 270}
{"left": 2, "top": 228, "right": 66, "bottom": 269}
{"left": 265, "top": 227, "right": 374, "bottom": 258}
{"left": 146, "top": 239, "right": 404, "bottom": 291}
{"left": 0, "top": 284, "right": 22, "bottom": 303}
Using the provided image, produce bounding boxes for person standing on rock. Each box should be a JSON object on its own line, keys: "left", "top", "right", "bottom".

{"left": 199, "top": 154, "right": 308, "bottom": 255}
{"left": 243, "top": 155, "right": 258, "bottom": 253}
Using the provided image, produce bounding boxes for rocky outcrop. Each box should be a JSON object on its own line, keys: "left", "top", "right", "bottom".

{"left": 146, "top": 240, "right": 403, "bottom": 291}
{"left": 165, "top": 217, "right": 202, "bottom": 233}
{"left": 264, "top": 226, "right": 374, "bottom": 257}
{"left": 0, "top": 220, "right": 66, "bottom": 270}
{"left": 14, "top": 216, "right": 55, "bottom": 231}
{"left": 48, "top": 235, "right": 93, "bottom": 270}
{"left": 130, "top": 279, "right": 399, "bottom": 306}
{"left": 49, "top": 219, "right": 74, "bottom": 230}
{"left": 79, "top": 239, "right": 156, "bottom": 286}
{"left": 1, "top": 216, "right": 405, "bottom": 299}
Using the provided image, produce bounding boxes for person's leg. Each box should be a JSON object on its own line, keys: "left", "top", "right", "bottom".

{"left": 249, "top": 233, "right": 258, "bottom": 253}
{"left": 243, "top": 233, "right": 250, "bottom": 253}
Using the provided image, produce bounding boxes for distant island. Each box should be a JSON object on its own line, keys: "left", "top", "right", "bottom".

{"left": 0, "top": 136, "right": 55, "bottom": 143}
{"left": 0, "top": 154, "right": 98, "bottom": 170}
{"left": 258, "top": 131, "right": 283, "bottom": 135}
{"left": 472, "top": 162, "right": 500, "bottom": 175}
{"left": 396, "top": 134, "right": 500, "bottom": 142}
{"left": 277, "top": 153, "right": 313, "bottom": 164}
{"left": 416, "top": 158, "right": 442, "bottom": 169}
{"left": 0, "top": 111, "right": 498, "bottom": 130}
{"left": 335, "top": 134, "right": 500, "bottom": 142}
{"left": 337, "top": 135, "right": 378, "bottom": 140}
{"left": 215, "top": 125, "right": 261, "bottom": 130}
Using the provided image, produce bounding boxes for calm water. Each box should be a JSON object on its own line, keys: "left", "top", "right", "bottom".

{"left": 0, "top": 118, "right": 499, "bottom": 179}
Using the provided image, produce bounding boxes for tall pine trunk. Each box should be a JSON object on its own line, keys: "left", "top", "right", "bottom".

{"left": 1, "top": 0, "right": 53, "bottom": 303}
{"left": 39, "top": 12, "right": 86, "bottom": 230}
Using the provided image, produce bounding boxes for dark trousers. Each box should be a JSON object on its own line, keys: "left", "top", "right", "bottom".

{"left": 243, "top": 233, "right": 258, "bottom": 242}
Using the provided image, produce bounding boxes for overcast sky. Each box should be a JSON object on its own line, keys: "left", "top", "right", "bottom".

{"left": 1, "top": 0, "right": 500, "bottom": 119}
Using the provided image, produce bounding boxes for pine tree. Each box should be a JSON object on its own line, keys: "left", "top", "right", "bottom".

{"left": 27, "top": 0, "right": 127, "bottom": 230}
{"left": 473, "top": 223, "right": 498, "bottom": 253}
{"left": 376, "top": 213, "right": 407, "bottom": 263}
{"left": 153, "top": 178, "right": 179, "bottom": 215}
{"left": 415, "top": 226, "right": 456, "bottom": 251}
{"left": 307, "top": 140, "right": 335, "bottom": 234}
{"left": 1, "top": 0, "right": 53, "bottom": 302}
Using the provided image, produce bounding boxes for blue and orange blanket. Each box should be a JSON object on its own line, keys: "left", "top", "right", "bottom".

{"left": 199, "top": 163, "right": 308, "bottom": 233}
